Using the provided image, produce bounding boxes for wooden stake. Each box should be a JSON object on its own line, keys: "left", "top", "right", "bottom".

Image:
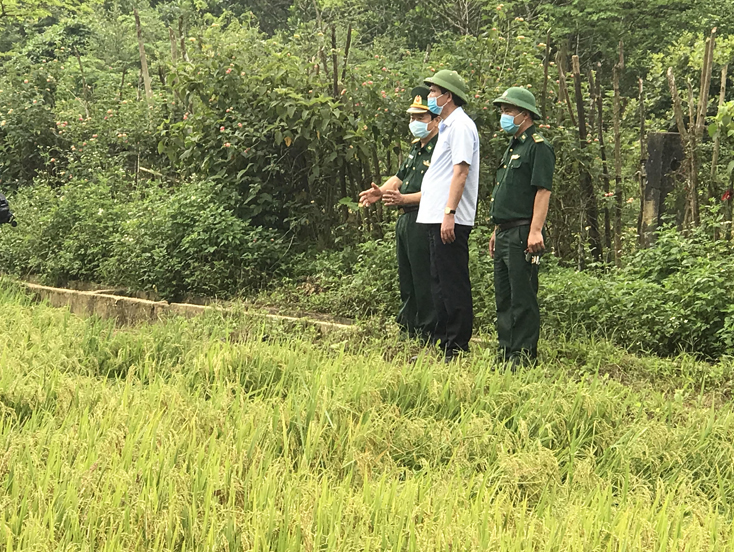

{"left": 596, "top": 62, "right": 612, "bottom": 254}
{"left": 134, "top": 7, "right": 153, "bottom": 100}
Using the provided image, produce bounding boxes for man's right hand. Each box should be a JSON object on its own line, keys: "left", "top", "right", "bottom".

{"left": 489, "top": 229, "right": 496, "bottom": 259}
{"left": 359, "top": 182, "right": 382, "bottom": 207}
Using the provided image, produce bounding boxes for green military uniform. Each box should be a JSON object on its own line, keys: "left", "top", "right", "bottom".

{"left": 394, "top": 89, "right": 438, "bottom": 341}
{"left": 490, "top": 87, "right": 555, "bottom": 362}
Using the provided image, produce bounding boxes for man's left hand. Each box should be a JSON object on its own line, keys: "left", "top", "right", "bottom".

{"left": 382, "top": 190, "right": 403, "bottom": 207}
{"left": 527, "top": 229, "right": 545, "bottom": 253}
{"left": 441, "top": 214, "right": 456, "bottom": 244}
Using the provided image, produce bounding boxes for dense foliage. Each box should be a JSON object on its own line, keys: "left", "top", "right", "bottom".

{"left": 0, "top": 0, "right": 734, "bottom": 356}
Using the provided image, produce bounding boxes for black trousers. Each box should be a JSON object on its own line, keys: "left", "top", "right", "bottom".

{"left": 426, "top": 223, "right": 473, "bottom": 353}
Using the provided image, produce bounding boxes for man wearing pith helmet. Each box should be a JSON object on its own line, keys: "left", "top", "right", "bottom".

{"left": 416, "top": 69, "right": 480, "bottom": 362}
{"left": 489, "top": 86, "right": 555, "bottom": 368}
{"left": 359, "top": 86, "right": 439, "bottom": 343}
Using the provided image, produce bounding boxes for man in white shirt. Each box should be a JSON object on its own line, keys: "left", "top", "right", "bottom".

{"left": 416, "top": 70, "right": 480, "bottom": 362}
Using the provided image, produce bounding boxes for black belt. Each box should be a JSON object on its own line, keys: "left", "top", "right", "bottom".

{"left": 399, "top": 206, "right": 419, "bottom": 214}
{"left": 497, "top": 219, "right": 532, "bottom": 231}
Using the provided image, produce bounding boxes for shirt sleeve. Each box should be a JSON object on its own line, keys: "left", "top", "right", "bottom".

{"left": 449, "top": 123, "right": 477, "bottom": 166}
{"left": 531, "top": 142, "right": 555, "bottom": 191}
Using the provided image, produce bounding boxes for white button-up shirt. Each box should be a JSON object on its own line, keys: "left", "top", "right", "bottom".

{"left": 416, "top": 106, "right": 480, "bottom": 226}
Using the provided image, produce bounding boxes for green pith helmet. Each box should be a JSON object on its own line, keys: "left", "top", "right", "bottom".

{"left": 493, "top": 86, "right": 542, "bottom": 120}
{"left": 424, "top": 69, "right": 469, "bottom": 104}
{"left": 407, "top": 85, "right": 431, "bottom": 114}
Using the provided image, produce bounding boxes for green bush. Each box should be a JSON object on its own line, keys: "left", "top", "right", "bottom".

{"left": 102, "top": 179, "right": 290, "bottom": 300}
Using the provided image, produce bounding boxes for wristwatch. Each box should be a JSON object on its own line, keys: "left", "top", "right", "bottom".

{"left": 444, "top": 207, "right": 456, "bottom": 215}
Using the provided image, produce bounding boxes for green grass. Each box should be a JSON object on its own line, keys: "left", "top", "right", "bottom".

{"left": 2, "top": 279, "right": 734, "bottom": 550}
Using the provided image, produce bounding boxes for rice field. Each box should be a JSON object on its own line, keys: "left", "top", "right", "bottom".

{"left": 2, "top": 279, "right": 734, "bottom": 550}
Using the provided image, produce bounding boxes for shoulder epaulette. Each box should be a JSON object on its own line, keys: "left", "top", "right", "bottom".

{"left": 532, "top": 134, "right": 545, "bottom": 143}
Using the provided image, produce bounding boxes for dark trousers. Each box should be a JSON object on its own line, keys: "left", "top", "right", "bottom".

{"left": 494, "top": 225, "right": 540, "bottom": 359}
{"left": 426, "top": 223, "right": 473, "bottom": 353}
{"left": 396, "top": 211, "right": 438, "bottom": 341}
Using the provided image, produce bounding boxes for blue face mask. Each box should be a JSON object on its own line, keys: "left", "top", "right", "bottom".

{"left": 500, "top": 113, "right": 520, "bottom": 134}
{"left": 409, "top": 120, "right": 431, "bottom": 139}
{"left": 427, "top": 93, "right": 445, "bottom": 115}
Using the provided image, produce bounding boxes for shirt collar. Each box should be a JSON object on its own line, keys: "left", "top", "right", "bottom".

{"left": 512, "top": 124, "right": 537, "bottom": 146}
{"left": 438, "top": 106, "right": 465, "bottom": 132}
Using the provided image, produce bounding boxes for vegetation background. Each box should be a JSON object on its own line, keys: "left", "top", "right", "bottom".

{"left": 0, "top": 2, "right": 732, "bottom": 347}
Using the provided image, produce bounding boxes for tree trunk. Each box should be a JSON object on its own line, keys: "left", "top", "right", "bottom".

{"left": 572, "top": 55, "right": 602, "bottom": 262}
{"left": 179, "top": 17, "right": 189, "bottom": 62}
{"left": 133, "top": 7, "right": 153, "bottom": 101}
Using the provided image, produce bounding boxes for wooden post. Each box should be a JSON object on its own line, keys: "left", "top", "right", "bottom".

{"left": 612, "top": 41, "right": 624, "bottom": 266}
{"left": 637, "top": 78, "right": 647, "bottom": 244}
{"left": 134, "top": 7, "right": 153, "bottom": 101}
{"left": 596, "top": 62, "right": 612, "bottom": 255}
{"left": 541, "top": 29, "right": 551, "bottom": 121}
{"left": 572, "top": 55, "right": 602, "bottom": 262}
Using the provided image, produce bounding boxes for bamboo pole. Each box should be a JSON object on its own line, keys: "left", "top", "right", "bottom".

{"left": 637, "top": 78, "right": 647, "bottom": 244}
{"left": 711, "top": 65, "right": 728, "bottom": 191}
{"left": 595, "top": 62, "right": 612, "bottom": 255}
{"left": 556, "top": 50, "right": 577, "bottom": 127}
{"left": 612, "top": 41, "right": 624, "bottom": 266}
{"left": 572, "top": 55, "right": 602, "bottom": 262}
{"left": 541, "top": 29, "right": 550, "bottom": 121}
{"left": 695, "top": 29, "right": 716, "bottom": 140}
{"left": 331, "top": 25, "right": 339, "bottom": 98}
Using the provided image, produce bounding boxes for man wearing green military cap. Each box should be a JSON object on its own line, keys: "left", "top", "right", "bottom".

{"left": 359, "top": 86, "right": 439, "bottom": 343}
{"left": 417, "top": 69, "right": 480, "bottom": 362}
{"left": 489, "top": 86, "right": 555, "bottom": 368}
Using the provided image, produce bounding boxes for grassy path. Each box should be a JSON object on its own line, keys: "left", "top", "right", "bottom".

{"left": 2, "top": 280, "right": 734, "bottom": 550}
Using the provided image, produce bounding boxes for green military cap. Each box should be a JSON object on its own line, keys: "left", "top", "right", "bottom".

{"left": 407, "top": 85, "right": 431, "bottom": 113}
{"left": 493, "top": 86, "right": 542, "bottom": 120}
{"left": 424, "top": 69, "right": 469, "bottom": 104}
